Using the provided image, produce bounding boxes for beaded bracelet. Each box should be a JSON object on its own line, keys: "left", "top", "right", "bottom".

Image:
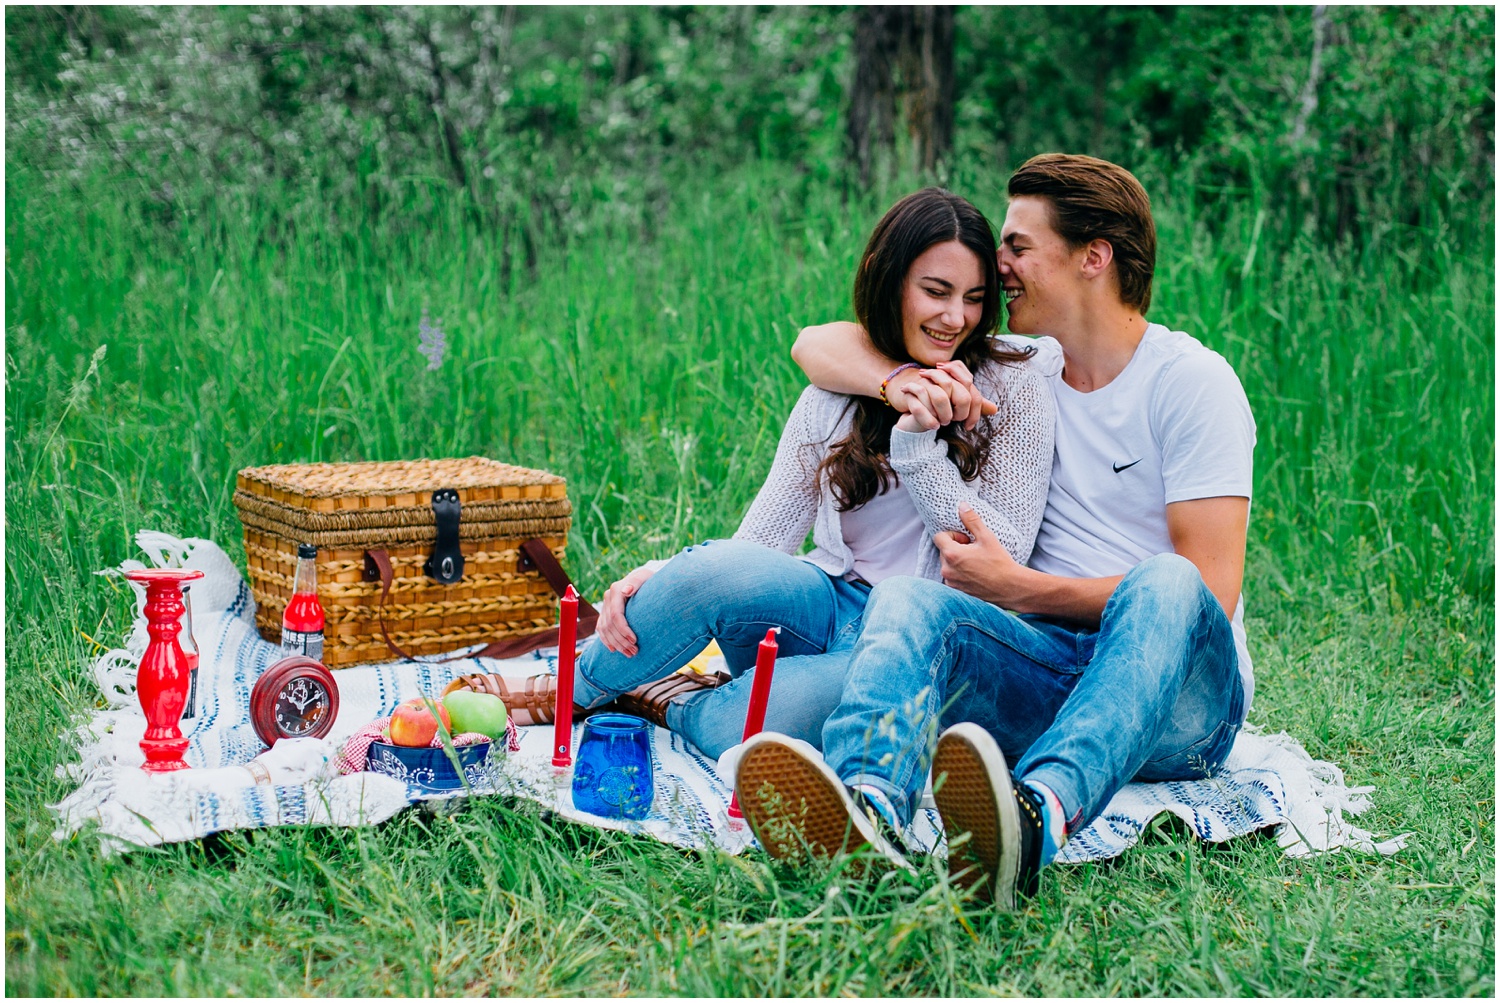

{"left": 879, "top": 362, "right": 921, "bottom": 407}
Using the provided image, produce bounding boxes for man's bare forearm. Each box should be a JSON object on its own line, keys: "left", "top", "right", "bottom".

{"left": 792, "top": 322, "right": 897, "bottom": 398}
{"left": 998, "top": 566, "right": 1123, "bottom": 627}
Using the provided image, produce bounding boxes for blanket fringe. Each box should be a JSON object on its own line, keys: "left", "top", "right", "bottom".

{"left": 1245, "top": 726, "right": 1410, "bottom": 856}
{"left": 132, "top": 530, "right": 195, "bottom": 570}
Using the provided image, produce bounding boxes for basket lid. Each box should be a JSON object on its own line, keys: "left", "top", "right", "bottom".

{"left": 236, "top": 457, "right": 567, "bottom": 512}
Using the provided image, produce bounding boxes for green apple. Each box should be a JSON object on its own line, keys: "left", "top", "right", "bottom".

{"left": 442, "top": 689, "right": 509, "bottom": 739}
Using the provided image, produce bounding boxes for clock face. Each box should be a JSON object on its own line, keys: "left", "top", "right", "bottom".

{"left": 273, "top": 676, "right": 330, "bottom": 737}
{"left": 252, "top": 656, "right": 338, "bottom": 748}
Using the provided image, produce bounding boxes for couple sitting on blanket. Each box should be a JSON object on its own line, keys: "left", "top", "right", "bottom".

{"left": 466, "top": 154, "right": 1256, "bottom": 910}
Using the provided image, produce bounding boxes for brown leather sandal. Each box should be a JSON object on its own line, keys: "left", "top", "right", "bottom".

{"left": 444, "top": 668, "right": 732, "bottom": 729}
{"left": 442, "top": 672, "right": 571, "bottom": 727}
{"left": 614, "top": 670, "right": 733, "bottom": 729}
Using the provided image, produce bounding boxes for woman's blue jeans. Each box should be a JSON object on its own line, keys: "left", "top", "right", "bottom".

{"left": 572, "top": 539, "right": 872, "bottom": 759}
{"left": 821, "top": 553, "right": 1246, "bottom": 831}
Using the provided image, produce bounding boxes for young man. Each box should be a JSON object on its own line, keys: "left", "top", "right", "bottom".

{"left": 733, "top": 154, "right": 1256, "bottom": 910}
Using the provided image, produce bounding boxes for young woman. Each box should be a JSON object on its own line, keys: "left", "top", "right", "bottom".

{"left": 462, "top": 188, "right": 1055, "bottom": 759}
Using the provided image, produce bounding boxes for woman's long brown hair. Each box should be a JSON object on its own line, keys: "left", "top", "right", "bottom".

{"left": 819, "top": 188, "right": 1034, "bottom": 511}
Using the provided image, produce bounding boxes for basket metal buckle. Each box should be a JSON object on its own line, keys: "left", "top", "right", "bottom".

{"left": 424, "top": 488, "right": 465, "bottom": 584}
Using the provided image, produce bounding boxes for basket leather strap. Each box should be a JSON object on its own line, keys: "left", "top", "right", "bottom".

{"left": 363, "top": 540, "right": 599, "bottom": 664}
{"left": 467, "top": 540, "right": 600, "bottom": 660}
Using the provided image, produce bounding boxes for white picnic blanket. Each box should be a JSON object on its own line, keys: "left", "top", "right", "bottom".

{"left": 51, "top": 532, "right": 1408, "bottom": 862}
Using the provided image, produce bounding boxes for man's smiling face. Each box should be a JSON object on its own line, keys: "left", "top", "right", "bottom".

{"left": 998, "top": 195, "right": 1086, "bottom": 336}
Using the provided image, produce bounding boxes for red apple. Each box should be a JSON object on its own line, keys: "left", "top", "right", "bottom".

{"left": 388, "top": 697, "right": 452, "bottom": 748}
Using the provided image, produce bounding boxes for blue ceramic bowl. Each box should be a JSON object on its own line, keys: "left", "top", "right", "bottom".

{"left": 367, "top": 739, "right": 492, "bottom": 793}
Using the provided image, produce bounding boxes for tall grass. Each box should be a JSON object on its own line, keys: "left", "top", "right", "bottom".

{"left": 5, "top": 163, "right": 1493, "bottom": 995}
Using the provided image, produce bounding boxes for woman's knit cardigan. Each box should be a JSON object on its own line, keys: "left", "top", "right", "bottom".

{"left": 726, "top": 356, "right": 1055, "bottom": 582}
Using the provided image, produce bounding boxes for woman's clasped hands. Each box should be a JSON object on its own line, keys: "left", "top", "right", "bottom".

{"left": 597, "top": 361, "right": 991, "bottom": 657}
{"left": 892, "top": 359, "right": 999, "bottom": 433}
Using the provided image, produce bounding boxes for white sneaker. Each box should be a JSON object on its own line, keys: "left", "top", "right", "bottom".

{"left": 733, "top": 732, "right": 913, "bottom": 873}
{"left": 931, "top": 722, "right": 1046, "bottom": 910}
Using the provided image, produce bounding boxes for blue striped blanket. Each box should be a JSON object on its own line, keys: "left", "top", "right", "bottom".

{"left": 51, "top": 533, "right": 1407, "bottom": 863}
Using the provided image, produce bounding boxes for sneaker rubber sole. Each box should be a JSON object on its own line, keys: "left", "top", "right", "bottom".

{"left": 733, "top": 732, "right": 910, "bottom": 871}
{"left": 931, "top": 722, "right": 1020, "bottom": 909}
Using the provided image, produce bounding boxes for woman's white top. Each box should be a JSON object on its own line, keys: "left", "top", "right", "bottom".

{"left": 836, "top": 478, "right": 927, "bottom": 582}
{"left": 730, "top": 357, "right": 1056, "bottom": 583}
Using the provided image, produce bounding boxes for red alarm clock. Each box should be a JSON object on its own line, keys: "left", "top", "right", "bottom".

{"left": 250, "top": 655, "right": 339, "bottom": 748}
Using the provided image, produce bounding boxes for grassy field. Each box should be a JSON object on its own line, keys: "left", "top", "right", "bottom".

{"left": 5, "top": 165, "right": 1494, "bottom": 995}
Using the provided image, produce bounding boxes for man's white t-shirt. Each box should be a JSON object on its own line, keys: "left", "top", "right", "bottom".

{"left": 1002, "top": 324, "right": 1258, "bottom": 709}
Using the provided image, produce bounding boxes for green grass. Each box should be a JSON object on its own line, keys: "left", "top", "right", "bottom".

{"left": 6, "top": 164, "right": 1494, "bottom": 995}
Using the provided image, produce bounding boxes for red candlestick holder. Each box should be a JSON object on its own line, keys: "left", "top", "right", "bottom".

{"left": 125, "top": 568, "right": 204, "bottom": 772}
{"left": 552, "top": 585, "right": 580, "bottom": 769}
{"left": 728, "top": 627, "right": 780, "bottom": 820}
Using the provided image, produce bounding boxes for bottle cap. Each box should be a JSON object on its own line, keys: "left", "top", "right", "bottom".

{"left": 298, "top": 543, "right": 317, "bottom": 559}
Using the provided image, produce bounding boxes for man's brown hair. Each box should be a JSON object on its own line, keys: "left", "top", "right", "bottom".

{"left": 1008, "top": 154, "right": 1157, "bottom": 313}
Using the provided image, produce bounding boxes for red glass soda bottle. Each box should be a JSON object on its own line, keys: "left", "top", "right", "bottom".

{"left": 281, "top": 543, "right": 325, "bottom": 662}
{"left": 180, "top": 584, "right": 200, "bottom": 719}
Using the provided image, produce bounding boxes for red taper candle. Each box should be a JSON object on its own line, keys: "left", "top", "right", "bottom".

{"left": 728, "top": 626, "right": 780, "bottom": 819}
{"left": 552, "top": 584, "right": 579, "bottom": 768}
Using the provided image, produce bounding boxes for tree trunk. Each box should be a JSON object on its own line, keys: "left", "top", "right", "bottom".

{"left": 421, "top": 20, "right": 470, "bottom": 194}
{"left": 848, "top": 7, "right": 899, "bottom": 185}
{"left": 900, "top": 5, "right": 954, "bottom": 175}
{"left": 1289, "top": 4, "right": 1331, "bottom": 233}
{"left": 847, "top": 6, "right": 954, "bottom": 183}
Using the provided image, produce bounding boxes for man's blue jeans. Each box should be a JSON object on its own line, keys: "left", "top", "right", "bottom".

{"left": 573, "top": 539, "right": 871, "bottom": 759}
{"left": 821, "top": 553, "right": 1245, "bottom": 831}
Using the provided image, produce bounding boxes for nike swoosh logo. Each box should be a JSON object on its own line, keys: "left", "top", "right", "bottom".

{"left": 1112, "top": 459, "right": 1143, "bottom": 473}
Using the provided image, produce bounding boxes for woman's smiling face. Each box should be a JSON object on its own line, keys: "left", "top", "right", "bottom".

{"left": 900, "top": 240, "right": 987, "bottom": 366}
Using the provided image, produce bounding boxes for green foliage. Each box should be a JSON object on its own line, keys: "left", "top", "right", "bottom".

{"left": 5, "top": 6, "right": 848, "bottom": 232}
{"left": 957, "top": 6, "right": 1495, "bottom": 237}
{"left": 8, "top": 7, "right": 1492, "bottom": 245}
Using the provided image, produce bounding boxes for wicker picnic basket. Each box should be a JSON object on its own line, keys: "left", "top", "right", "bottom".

{"left": 234, "top": 457, "right": 596, "bottom": 668}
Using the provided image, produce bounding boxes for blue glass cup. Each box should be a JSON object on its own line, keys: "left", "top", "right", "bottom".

{"left": 571, "top": 713, "right": 655, "bottom": 820}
